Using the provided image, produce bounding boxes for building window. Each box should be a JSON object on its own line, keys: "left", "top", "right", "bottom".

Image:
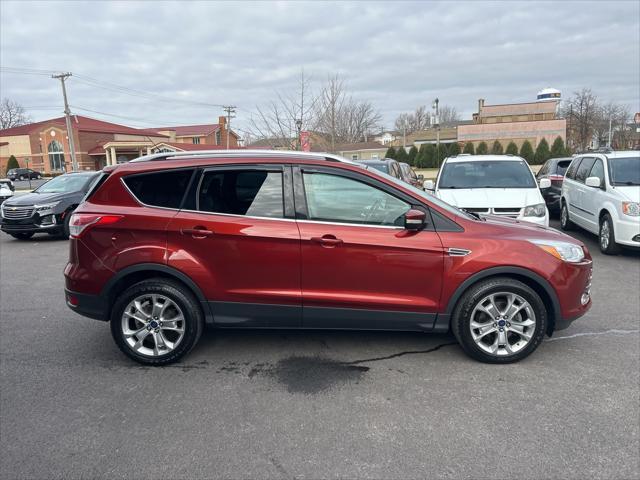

{"left": 47, "top": 140, "right": 65, "bottom": 172}
{"left": 215, "top": 130, "right": 222, "bottom": 145}
{"left": 351, "top": 154, "right": 359, "bottom": 160}
{"left": 192, "top": 137, "right": 200, "bottom": 144}
{"left": 371, "top": 153, "right": 379, "bottom": 160}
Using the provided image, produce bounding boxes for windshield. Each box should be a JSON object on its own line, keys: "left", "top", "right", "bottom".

{"left": 608, "top": 157, "right": 640, "bottom": 186}
{"left": 36, "top": 174, "right": 95, "bottom": 194}
{"left": 439, "top": 160, "right": 536, "bottom": 189}
{"left": 366, "top": 163, "right": 389, "bottom": 174}
{"left": 365, "top": 166, "right": 474, "bottom": 220}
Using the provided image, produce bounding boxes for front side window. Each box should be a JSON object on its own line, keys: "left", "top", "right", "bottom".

{"left": 565, "top": 158, "right": 581, "bottom": 180}
{"left": 48, "top": 140, "right": 65, "bottom": 172}
{"left": 198, "top": 170, "right": 284, "bottom": 218}
{"left": 575, "top": 157, "right": 596, "bottom": 183}
{"left": 589, "top": 159, "right": 605, "bottom": 185}
{"left": 123, "top": 169, "right": 194, "bottom": 209}
{"left": 303, "top": 173, "right": 410, "bottom": 226}
{"left": 438, "top": 160, "right": 536, "bottom": 189}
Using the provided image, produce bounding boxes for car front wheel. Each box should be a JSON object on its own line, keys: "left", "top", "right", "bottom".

{"left": 599, "top": 214, "right": 621, "bottom": 255}
{"left": 110, "top": 279, "right": 204, "bottom": 365}
{"left": 451, "top": 277, "right": 547, "bottom": 363}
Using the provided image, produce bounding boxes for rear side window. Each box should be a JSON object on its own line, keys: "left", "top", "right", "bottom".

{"left": 565, "top": 158, "right": 581, "bottom": 180}
{"left": 124, "top": 169, "right": 194, "bottom": 209}
{"left": 575, "top": 157, "right": 596, "bottom": 183}
{"left": 556, "top": 160, "right": 571, "bottom": 175}
{"left": 197, "top": 170, "right": 284, "bottom": 218}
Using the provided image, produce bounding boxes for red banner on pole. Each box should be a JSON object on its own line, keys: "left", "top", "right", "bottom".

{"left": 300, "top": 131, "right": 310, "bottom": 152}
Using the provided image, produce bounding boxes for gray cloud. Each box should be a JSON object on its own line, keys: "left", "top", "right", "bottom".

{"left": 1, "top": 0, "right": 638, "bottom": 135}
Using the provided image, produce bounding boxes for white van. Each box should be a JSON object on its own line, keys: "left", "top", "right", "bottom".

{"left": 424, "top": 155, "right": 550, "bottom": 226}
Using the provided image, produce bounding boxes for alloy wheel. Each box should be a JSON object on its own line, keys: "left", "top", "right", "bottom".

{"left": 469, "top": 292, "right": 536, "bottom": 356}
{"left": 600, "top": 221, "right": 610, "bottom": 250}
{"left": 121, "top": 294, "right": 185, "bottom": 357}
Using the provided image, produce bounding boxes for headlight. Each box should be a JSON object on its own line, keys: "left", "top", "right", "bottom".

{"left": 34, "top": 201, "right": 60, "bottom": 212}
{"left": 529, "top": 239, "right": 585, "bottom": 263}
{"left": 622, "top": 202, "right": 640, "bottom": 216}
{"left": 523, "top": 203, "right": 546, "bottom": 217}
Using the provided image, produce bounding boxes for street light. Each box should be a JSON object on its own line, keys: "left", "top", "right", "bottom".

{"left": 295, "top": 119, "right": 303, "bottom": 150}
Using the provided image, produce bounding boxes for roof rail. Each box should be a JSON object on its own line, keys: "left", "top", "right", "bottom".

{"left": 129, "top": 149, "right": 357, "bottom": 165}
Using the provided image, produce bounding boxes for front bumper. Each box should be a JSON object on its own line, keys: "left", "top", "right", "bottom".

{"left": 1, "top": 213, "right": 63, "bottom": 234}
{"left": 613, "top": 217, "right": 640, "bottom": 247}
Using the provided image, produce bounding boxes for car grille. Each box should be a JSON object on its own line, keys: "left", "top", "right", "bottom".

{"left": 462, "top": 207, "right": 522, "bottom": 218}
{"left": 2, "top": 205, "right": 34, "bottom": 219}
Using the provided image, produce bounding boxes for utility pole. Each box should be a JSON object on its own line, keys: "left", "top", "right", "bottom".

{"left": 433, "top": 98, "right": 440, "bottom": 167}
{"left": 295, "top": 119, "right": 303, "bottom": 150}
{"left": 607, "top": 114, "right": 613, "bottom": 147}
{"left": 223, "top": 105, "right": 236, "bottom": 149}
{"left": 52, "top": 72, "right": 78, "bottom": 172}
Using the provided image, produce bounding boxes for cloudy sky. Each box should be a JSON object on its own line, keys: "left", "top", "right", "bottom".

{"left": 1, "top": 0, "right": 638, "bottom": 137}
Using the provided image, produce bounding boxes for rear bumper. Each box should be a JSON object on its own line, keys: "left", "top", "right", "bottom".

{"left": 65, "top": 289, "right": 108, "bottom": 321}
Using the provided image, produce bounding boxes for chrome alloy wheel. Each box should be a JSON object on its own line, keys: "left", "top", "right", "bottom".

{"left": 600, "top": 221, "right": 610, "bottom": 250}
{"left": 469, "top": 292, "right": 536, "bottom": 356}
{"left": 121, "top": 294, "right": 185, "bottom": 357}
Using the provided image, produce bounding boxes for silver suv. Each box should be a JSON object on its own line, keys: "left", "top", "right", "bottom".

{"left": 560, "top": 150, "right": 640, "bottom": 254}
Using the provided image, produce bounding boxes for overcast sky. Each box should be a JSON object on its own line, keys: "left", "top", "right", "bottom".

{"left": 1, "top": 0, "right": 638, "bottom": 136}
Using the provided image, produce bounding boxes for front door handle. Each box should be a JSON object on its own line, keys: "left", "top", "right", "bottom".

{"left": 181, "top": 227, "right": 214, "bottom": 238}
{"left": 310, "top": 235, "right": 343, "bottom": 247}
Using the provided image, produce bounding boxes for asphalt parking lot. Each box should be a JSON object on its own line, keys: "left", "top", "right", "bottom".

{"left": 1, "top": 220, "right": 638, "bottom": 479}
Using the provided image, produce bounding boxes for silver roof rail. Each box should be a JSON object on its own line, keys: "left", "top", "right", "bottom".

{"left": 130, "top": 149, "right": 357, "bottom": 165}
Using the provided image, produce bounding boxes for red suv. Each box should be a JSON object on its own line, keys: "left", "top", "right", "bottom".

{"left": 64, "top": 150, "right": 592, "bottom": 365}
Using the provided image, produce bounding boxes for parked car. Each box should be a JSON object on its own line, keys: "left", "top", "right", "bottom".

{"left": 64, "top": 150, "right": 592, "bottom": 366}
{"left": 7, "top": 168, "right": 42, "bottom": 181}
{"left": 424, "top": 155, "right": 551, "bottom": 226}
{"left": 560, "top": 149, "right": 640, "bottom": 255}
{"left": 399, "top": 162, "right": 423, "bottom": 189}
{"left": 536, "top": 157, "right": 573, "bottom": 214}
{"left": 0, "top": 179, "right": 15, "bottom": 204}
{"left": 1, "top": 171, "right": 100, "bottom": 240}
{"left": 360, "top": 158, "right": 403, "bottom": 180}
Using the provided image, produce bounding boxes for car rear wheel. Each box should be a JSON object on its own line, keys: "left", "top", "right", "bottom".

{"left": 19, "top": 175, "right": 25, "bottom": 181}
{"left": 599, "top": 214, "right": 621, "bottom": 255}
{"left": 110, "top": 279, "right": 204, "bottom": 365}
{"left": 560, "top": 201, "right": 573, "bottom": 231}
{"left": 10, "top": 232, "right": 34, "bottom": 240}
{"left": 451, "top": 277, "right": 547, "bottom": 363}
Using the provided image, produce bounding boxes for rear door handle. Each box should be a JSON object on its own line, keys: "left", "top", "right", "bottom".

{"left": 310, "top": 235, "right": 343, "bottom": 247}
{"left": 181, "top": 227, "right": 214, "bottom": 238}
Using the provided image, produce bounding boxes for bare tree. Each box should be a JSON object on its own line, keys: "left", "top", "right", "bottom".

{"left": 438, "top": 105, "right": 460, "bottom": 125}
{"left": 0, "top": 98, "right": 31, "bottom": 130}
{"left": 394, "top": 105, "right": 430, "bottom": 134}
{"left": 314, "top": 75, "right": 381, "bottom": 150}
{"left": 248, "top": 70, "right": 317, "bottom": 149}
{"left": 561, "top": 88, "right": 600, "bottom": 151}
{"left": 594, "top": 102, "right": 630, "bottom": 148}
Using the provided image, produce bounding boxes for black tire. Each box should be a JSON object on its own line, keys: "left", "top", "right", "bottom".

{"left": 451, "top": 277, "right": 548, "bottom": 364}
{"left": 560, "top": 201, "right": 574, "bottom": 231}
{"left": 36, "top": 174, "right": 42, "bottom": 179}
{"left": 110, "top": 278, "right": 204, "bottom": 365}
{"left": 19, "top": 175, "right": 25, "bottom": 181}
{"left": 599, "top": 213, "right": 621, "bottom": 255}
{"left": 60, "top": 213, "right": 72, "bottom": 239}
{"left": 10, "top": 232, "right": 34, "bottom": 240}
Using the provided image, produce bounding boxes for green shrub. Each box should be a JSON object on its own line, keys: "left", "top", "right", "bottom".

{"left": 462, "top": 142, "right": 475, "bottom": 154}
{"left": 505, "top": 141, "right": 519, "bottom": 155}
{"left": 476, "top": 142, "right": 488, "bottom": 155}
{"left": 491, "top": 140, "right": 503, "bottom": 155}
{"left": 6, "top": 155, "right": 19, "bottom": 175}
{"left": 519, "top": 140, "right": 534, "bottom": 163}
{"left": 384, "top": 147, "right": 396, "bottom": 159}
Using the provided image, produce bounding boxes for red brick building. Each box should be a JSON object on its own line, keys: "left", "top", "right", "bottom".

{"left": 0, "top": 115, "right": 239, "bottom": 174}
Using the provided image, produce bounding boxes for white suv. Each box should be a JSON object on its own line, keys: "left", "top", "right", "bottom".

{"left": 560, "top": 150, "right": 640, "bottom": 254}
{"left": 424, "top": 155, "right": 550, "bottom": 226}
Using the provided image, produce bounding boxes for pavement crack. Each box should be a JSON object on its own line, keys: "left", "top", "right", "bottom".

{"left": 342, "top": 341, "right": 457, "bottom": 365}
{"left": 547, "top": 328, "right": 640, "bottom": 342}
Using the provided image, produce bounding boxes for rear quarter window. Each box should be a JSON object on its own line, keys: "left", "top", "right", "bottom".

{"left": 123, "top": 169, "right": 195, "bottom": 209}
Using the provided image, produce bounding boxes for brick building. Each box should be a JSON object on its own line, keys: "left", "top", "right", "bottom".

{"left": 457, "top": 98, "right": 566, "bottom": 150}
{"left": 0, "top": 115, "right": 239, "bottom": 174}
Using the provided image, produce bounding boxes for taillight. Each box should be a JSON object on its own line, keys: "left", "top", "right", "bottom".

{"left": 549, "top": 174, "right": 564, "bottom": 186}
{"left": 69, "top": 213, "right": 123, "bottom": 238}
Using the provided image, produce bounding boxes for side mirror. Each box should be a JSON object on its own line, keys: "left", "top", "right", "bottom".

{"left": 423, "top": 179, "right": 435, "bottom": 190}
{"left": 585, "top": 176, "right": 601, "bottom": 188}
{"left": 404, "top": 209, "right": 426, "bottom": 230}
{"left": 539, "top": 178, "right": 552, "bottom": 189}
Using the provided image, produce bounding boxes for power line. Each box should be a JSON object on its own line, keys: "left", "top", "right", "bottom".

{"left": 70, "top": 105, "right": 187, "bottom": 127}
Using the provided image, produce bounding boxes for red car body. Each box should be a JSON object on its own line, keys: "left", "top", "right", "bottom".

{"left": 64, "top": 152, "right": 592, "bottom": 358}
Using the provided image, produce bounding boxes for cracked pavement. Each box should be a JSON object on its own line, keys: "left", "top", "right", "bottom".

{"left": 1, "top": 220, "right": 638, "bottom": 479}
